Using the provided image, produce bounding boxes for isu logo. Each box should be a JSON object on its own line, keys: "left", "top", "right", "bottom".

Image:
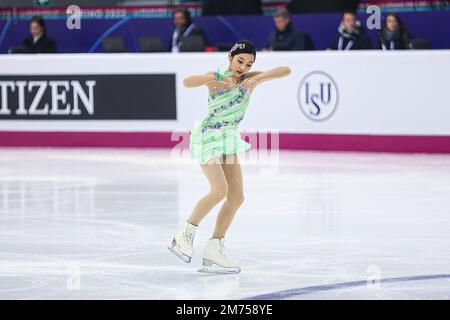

{"left": 0, "top": 80, "right": 96, "bottom": 116}
{"left": 297, "top": 71, "right": 338, "bottom": 122}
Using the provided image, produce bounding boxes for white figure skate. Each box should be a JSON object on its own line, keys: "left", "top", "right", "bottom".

{"left": 168, "top": 221, "right": 198, "bottom": 263}
{"left": 198, "top": 238, "right": 241, "bottom": 274}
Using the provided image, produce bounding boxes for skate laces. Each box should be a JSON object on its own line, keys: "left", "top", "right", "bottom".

{"left": 218, "top": 238, "right": 227, "bottom": 257}
{"left": 185, "top": 232, "right": 194, "bottom": 245}
{"left": 183, "top": 225, "right": 196, "bottom": 246}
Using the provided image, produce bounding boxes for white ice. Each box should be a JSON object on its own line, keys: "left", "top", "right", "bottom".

{"left": 0, "top": 148, "right": 449, "bottom": 299}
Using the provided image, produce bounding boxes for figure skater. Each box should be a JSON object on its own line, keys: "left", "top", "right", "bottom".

{"left": 169, "top": 39, "right": 291, "bottom": 273}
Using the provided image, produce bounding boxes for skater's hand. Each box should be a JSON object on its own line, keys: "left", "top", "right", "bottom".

{"left": 240, "top": 78, "right": 258, "bottom": 91}
{"left": 211, "top": 77, "right": 234, "bottom": 91}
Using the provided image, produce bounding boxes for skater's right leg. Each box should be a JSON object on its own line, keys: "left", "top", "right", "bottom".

{"left": 212, "top": 154, "right": 244, "bottom": 239}
{"left": 169, "top": 157, "right": 228, "bottom": 263}
{"left": 188, "top": 157, "right": 228, "bottom": 225}
{"left": 168, "top": 220, "right": 198, "bottom": 263}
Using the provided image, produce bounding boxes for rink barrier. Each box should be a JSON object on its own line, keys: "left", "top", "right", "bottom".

{"left": 1, "top": 51, "right": 450, "bottom": 153}
{"left": 1, "top": 131, "right": 450, "bottom": 153}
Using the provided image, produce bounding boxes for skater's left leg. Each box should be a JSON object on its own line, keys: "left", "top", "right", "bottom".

{"left": 212, "top": 154, "right": 244, "bottom": 239}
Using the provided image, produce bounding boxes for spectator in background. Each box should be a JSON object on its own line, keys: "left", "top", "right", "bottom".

{"left": 202, "top": 0, "right": 262, "bottom": 15}
{"left": 170, "top": 8, "right": 208, "bottom": 52}
{"left": 12, "top": 15, "right": 57, "bottom": 53}
{"left": 329, "top": 11, "right": 372, "bottom": 50}
{"left": 377, "top": 13, "right": 413, "bottom": 50}
{"left": 264, "top": 8, "right": 314, "bottom": 51}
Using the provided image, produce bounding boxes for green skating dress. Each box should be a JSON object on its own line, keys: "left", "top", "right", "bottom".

{"left": 189, "top": 69, "right": 252, "bottom": 165}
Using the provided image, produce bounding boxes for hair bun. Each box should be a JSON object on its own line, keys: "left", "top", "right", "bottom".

{"left": 229, "top": 39, "right": 256, "bottom": 61}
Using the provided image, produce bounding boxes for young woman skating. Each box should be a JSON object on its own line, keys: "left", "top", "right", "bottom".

{"left": 169, "top": 39, "right": 291, "bottom": 273}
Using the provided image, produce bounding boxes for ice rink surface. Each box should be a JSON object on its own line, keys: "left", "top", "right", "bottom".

{"left": 0, "top": 148, "right": 449, "bottom": 299}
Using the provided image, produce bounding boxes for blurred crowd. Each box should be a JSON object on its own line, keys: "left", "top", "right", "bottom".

{"left": 10, "top": 7, "right": 428, "bottom": 54}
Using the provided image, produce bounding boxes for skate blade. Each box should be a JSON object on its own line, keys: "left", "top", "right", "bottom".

{"left": 168, "top": 240, "right": 191, "bottom": 263}
{"left": 197, "top": 261, "right": 241, "bottom": 274}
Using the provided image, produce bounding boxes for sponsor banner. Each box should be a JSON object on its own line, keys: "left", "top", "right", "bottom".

{"left": 0, "top": 74, "right": 176, "bottom": 120}
{"left": 357, "top": 0, "right": 450, "bottom": 12}
{"left": 0, "top": 2, "right": 288, "bottom": 20}
{"left": 0, "top": 4, "right": 202, "bottom": 20}
{"left": 0, "top": 51, "right": 449, "bottom": 145}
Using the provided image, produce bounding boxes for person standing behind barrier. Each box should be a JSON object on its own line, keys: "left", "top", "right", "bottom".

{"left": 13, "top": 16, "right": 57, "bottom": 53}
{"left": 329, "top": 11, "right": 371, "bottom": 50}
{"left": 170, "top": 8, "right": 209, "bottom": 53}
{"left": 377, "top": 13, "right": 413, "bottom": 50}
{"left": 263, "top": 8, "right": 314, "bottom": 51}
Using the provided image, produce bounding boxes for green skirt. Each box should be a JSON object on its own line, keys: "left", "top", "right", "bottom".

{"left": 189, "top": 125, "right": 251, "bottom": 165}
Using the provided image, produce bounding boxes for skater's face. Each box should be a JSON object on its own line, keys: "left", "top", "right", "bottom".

{"left": 228, "top": 53, "right": 254, "bottom": 77}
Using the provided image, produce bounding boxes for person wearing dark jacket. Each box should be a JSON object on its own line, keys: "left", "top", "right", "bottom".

{"left": 329, "top": 11, "right": 372, "bottom": 50}
{"left": 16, "top": 16, "right": 57, "bottom": 53}
{"left": 377, "top": 13, "right": 413, "bottom": 50}
{"left": 264, "top": 8, "right": 314, "bottom": 51}
{"left": 170, "top": 8, "right": 209, "bottom": 52}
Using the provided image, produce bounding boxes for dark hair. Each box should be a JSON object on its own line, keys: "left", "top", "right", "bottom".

{"left": 274, "top": 8, "right": 290, "bottom": 19}
{"left": 341, "top": 11, "right": 356, "bottom": 19}
{"left": 173, "top": 8, "right": 192, "bottom": 26}
{"left": 383, "top": 12, "right": 404, "bottom": 30}
{"left": 30, "top": 15, "right": 46, "bottom": 34}
{"left": 229, "top": 39, "right": 256, "bottom": 61}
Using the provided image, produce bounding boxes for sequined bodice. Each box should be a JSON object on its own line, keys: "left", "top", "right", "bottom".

{"left": 199, "top": 84, "right": 251, "bottom": 133}
{"left": 189, "top": 73, "right": 253, "bottom": 164}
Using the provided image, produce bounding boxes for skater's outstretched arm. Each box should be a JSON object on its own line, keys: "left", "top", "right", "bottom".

{"left": 243, "top": 71, "right": 263, "bottom": 78}
{"left": 182, "top": 72, "right": 217, "bottom": 88}
{"left": 241, "top": 66, "right": 291, "bottom": 91}
{"left": 252, "top": 66, "right": 291, "bottom": 84}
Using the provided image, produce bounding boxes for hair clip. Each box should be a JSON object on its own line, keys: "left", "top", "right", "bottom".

{"left": 230, "top": 43, "right": 246, "bottom": 52}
